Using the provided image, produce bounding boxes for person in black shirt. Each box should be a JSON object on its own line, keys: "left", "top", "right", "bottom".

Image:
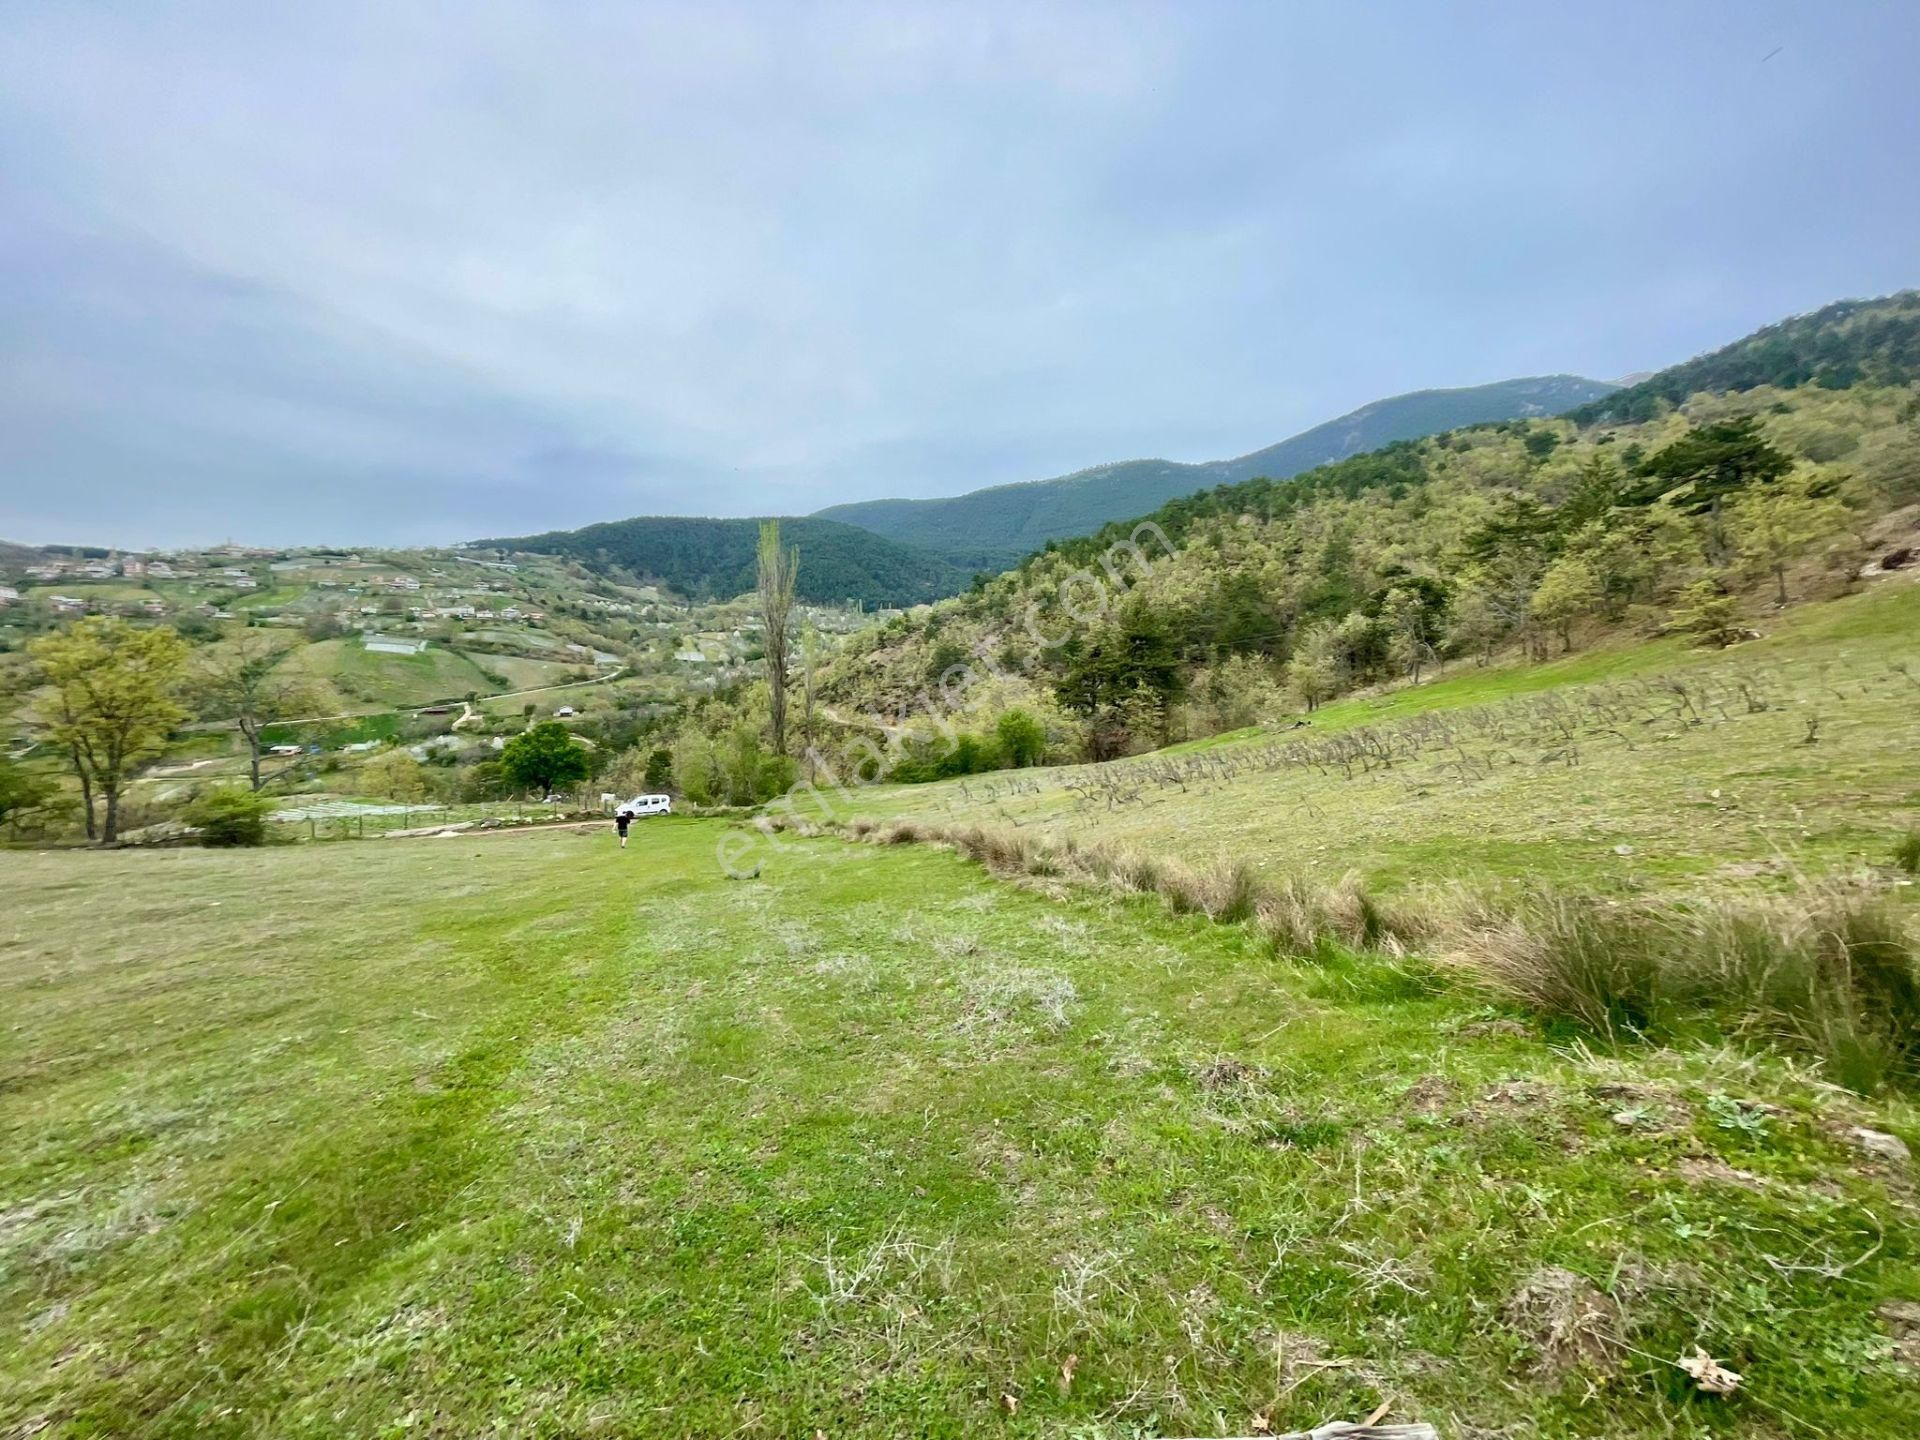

{"left": 615, "top": 809, "right": 633, "bottom": 849}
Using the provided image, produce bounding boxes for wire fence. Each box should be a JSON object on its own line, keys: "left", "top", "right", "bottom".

{"left": 271, "top": 802, "right": 600, "bottom": 843}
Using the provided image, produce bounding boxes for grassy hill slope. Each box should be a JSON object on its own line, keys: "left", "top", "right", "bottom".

{"left": 816, "top": 375, "right": 1618, "bottom": 570}
{"left": 6, "top": 821, "right": 1917, "bottom": 1435}
{"left": 848, "top": 574, "right": 1920, "bottom": 898}
{"left": 473, "top": 514, "right": 972, "bottom": 608}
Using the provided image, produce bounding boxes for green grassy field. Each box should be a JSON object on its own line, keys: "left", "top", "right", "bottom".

{"left": 272, "top": 638, "right": 503, "bottom": 710}
{"left": 22, "top": 583, "right": 166, "bottom": 605}
{"left": 849, "top": 578, "right": 1920, "bottom": 896}
{"left": 3, "top": 822, "right": 1917, "bottom": 1436}
{"left": 473, "top": 652, "right": 589, "bottom": 692}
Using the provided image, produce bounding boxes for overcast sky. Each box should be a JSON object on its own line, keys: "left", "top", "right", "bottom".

{"left": 2, "top": 2, "right": 1916, "bottom": 549}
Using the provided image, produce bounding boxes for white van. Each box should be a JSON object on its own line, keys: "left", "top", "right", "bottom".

{"left": 620, "top": 794, "right": 673, "bottom": 817}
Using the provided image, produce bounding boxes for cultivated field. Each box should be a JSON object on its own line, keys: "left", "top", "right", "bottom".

{"left": 851, "top": 578, "right": 1920, "bottom": 897}
{"left": 4, "top": 822, "right": 1917, "bottom": 1436}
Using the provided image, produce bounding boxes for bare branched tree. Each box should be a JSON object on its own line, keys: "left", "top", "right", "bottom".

{"left": 757, "top": 520, "right": 800, "bottom": 755}
{"left": 197, "top": 630, "right": 322, "bottom": 791}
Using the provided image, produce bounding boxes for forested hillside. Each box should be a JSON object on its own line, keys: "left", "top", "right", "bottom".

{"left": 813, "top": 295, "right": 1920, "bottom": 771}
{"left": 473, "top": 515, "right": 971, "bottom": 608}
{"left": 816, "top": 375, "right": 1617, "bottom": 570}
{"left": 1570, "top": 291, "right": 1920, "bottom": 425}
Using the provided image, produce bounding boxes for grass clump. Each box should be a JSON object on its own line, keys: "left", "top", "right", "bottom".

{"left": 1447, "top": 883, "right": 1920, "bottom": 1091}
{"left": 833, "top": 817, "right": 1920, "bottom": 1091}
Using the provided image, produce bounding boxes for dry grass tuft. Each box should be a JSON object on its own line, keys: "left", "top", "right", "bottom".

{"left": 823, "top": 817, "right": 1920, "bottom": 1091}
{"left": 1505, "top": 1265, "right": 1625, "bottom": 1379}
{"left": 1446, "top": 883, "right": 1920, "bottom": 1091}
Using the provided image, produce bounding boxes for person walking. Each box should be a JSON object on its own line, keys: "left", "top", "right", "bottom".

{"left": 615, "top": 808, "right": 633, "bottom": 849}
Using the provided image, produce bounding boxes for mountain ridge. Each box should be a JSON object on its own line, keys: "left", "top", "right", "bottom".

{"left": 469, "top": 514, "right": 971, "bottom": 610}
{"left": 815, "top": 374, "right": 1619, "bottom": 570}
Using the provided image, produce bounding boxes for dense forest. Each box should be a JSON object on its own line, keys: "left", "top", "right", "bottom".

{"left": 798, "top": 294, "right": 1920, "bottom": 776}
{"left": 816, "top": 375, "right": 1617, "bottom": 571}
{"left": 474, "top": 515, "right": 971, "bottom": 609}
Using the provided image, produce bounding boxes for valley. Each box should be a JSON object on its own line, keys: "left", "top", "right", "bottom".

{"left": 6, "top": 293, "right": 1920, "bottom": 1438}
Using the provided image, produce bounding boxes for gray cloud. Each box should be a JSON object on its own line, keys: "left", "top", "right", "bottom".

{"left": 2, "top": 0, "right": 1916, "bottom": 547}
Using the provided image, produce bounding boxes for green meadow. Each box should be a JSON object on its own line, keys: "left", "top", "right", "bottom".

{"left": 3, "top": 821, "right": 1917, "bottom": 1437}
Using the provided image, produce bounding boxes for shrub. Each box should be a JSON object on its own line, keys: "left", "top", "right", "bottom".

{"left": 1894, "top": 829, "right": 1920, "bottom": 875}
{"left": 187, "top": 788, "right": 276, "bottom": 847}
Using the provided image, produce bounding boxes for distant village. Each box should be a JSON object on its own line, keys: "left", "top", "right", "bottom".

{"left": 1, "top": 543, "right": 891, "bottom": 745}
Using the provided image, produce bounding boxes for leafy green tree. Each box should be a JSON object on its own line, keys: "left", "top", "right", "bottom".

{"left": 1284, "top": 623, "right": 1342, "bottom": 710}
{"left": 1463, "top": 493, "right": 1559, "bottom": 563}
{"left": 1728, "top": 473, "right": 1850, "bottom": 605}
{"left": 1529, "top": 556, "right": 1604, "bottom": 651}
{"left": 644, "top": 747, "right": 673, "bottom": 791}
{"left": 500, "top": 721, "right": 591, "bottom": 799}
{"left": 1056, "top": 602, "right": 1186, "bottom": 748}
{"left": 1378, "top": 578, "right": 1448, "bottom": 681}
{"left": 671, "top": 724, "right": 720, "bottom": 804}
{"left": 0, "top": 755, "right": 59, "bottom": 835}
{"left": 757, "top": 520, "right": 799, "bottom": 755}
{"left": 1554, "top": 454, "right": 1624, "bottom": 531}
{"left": 1328, "top": 609, "right": 1390, "bottom": 683}
{"left": 362, "top": 748, "right": 430, "bottom": 803}
{"left": 1631, "top": 415, "right": 1795, "bottom": 545}
{"left": 30, "top": 618, "right": 190, "bottom": 843}
{"left": 994, "top": 708, "right": 1047, "bottom": 767}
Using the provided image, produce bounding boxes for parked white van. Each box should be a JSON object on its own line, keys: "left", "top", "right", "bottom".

{"left": 619, "top": 794, "right": 673, "bottom": 817}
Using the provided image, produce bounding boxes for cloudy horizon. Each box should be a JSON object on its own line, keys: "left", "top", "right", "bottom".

{"left": 3, "top": 1, "right": 1917, "bottom": 550}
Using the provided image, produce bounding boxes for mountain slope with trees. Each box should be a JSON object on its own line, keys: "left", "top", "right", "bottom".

{"left": 472, "top": 515, "right": 971, "bottom": 609}
{"left": 813, "top": 293, "right": 1920, "bottom": 767}
{"left": 1569, "top": 291, "right": 1920, "bottom": 425}
{"left": 815, "top": 375, "right": 1619, "bottom": 570}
